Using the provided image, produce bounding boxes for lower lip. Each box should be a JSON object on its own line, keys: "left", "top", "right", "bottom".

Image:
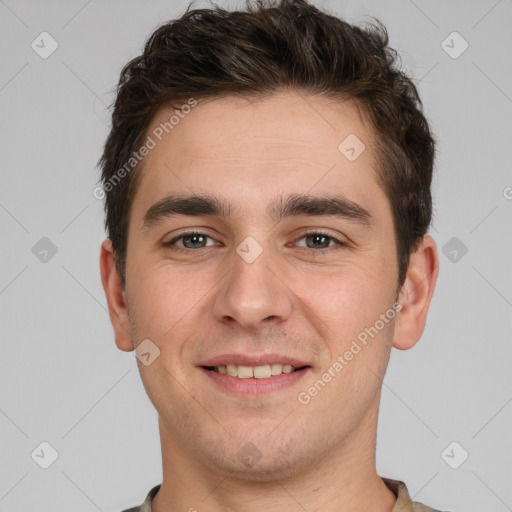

{"left": 199, "top": 367, "right": 310, "bottom": 396}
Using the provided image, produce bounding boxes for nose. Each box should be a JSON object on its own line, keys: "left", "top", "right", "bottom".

{"left": 212, "top": 238, "right": 293, "bottom": 331}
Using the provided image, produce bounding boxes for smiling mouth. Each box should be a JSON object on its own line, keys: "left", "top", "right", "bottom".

{"left": 202, "top": 364, "right": 310, "bottom": 379}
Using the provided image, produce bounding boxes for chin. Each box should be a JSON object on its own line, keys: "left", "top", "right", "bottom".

{"left": 215, "top": 453, "right": 309, "bottom": 483}
{"left": 200, "top": 436, "right": 314, "bottom": 483}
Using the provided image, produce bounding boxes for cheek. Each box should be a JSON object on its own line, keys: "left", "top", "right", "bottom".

{"left": 297, "top": 258, "right": 390, "bottom": 329}
{"left": 126, "top": 266, "right": 180, "bottom": 339}
{"left": 127, "top": 257, "right": 222, "bottom": 349}
{"left": 293, "top": 260, "right": 396, "bottom": 382}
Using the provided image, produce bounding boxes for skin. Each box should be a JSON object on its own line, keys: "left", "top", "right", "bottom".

{"left": 100, "top": 91, "right": 438, "bottom": 512}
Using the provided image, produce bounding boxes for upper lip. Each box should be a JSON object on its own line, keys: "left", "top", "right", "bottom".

{"left": 199, "top": 353, "right": 310, "bottom": 368}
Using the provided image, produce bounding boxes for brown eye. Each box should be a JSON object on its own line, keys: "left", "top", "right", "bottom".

{"left": 180, "top": 233, "right": 208, "bottom": 248}
{"left": 305, "top": 234, "right": 331, "bottom": 249}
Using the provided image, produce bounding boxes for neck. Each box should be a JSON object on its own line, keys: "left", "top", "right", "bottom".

{"left": 152, "top": 398, "right": 397, "bottom": 512}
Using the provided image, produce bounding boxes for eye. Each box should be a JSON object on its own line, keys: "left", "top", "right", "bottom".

{"left": 162, "top": 230, "right": 347, "bottom": 252}
{"left": 295, "top": 231, "right": 346, "bottom": 251}
{"left": 163, "top": 231, "right": 216, "bottom": 250}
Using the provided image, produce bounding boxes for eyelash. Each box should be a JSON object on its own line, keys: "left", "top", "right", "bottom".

{"left": 163, "top": 230, "right": 347, "bottom": 254}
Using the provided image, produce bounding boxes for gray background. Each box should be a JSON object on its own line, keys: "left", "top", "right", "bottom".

{"left": 0, "top": 0, "right": 511, "bottom": 510}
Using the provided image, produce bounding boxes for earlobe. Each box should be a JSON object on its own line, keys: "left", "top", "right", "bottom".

{"left": 99, "top": 239, "right": 134, "bottom": 352}
{"left": 392, "top": 235, "right": 439, "bottom": 351}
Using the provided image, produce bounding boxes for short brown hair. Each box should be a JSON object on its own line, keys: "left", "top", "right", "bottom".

{"left": 98, "top": 0, "right": 436, "bottom": 291}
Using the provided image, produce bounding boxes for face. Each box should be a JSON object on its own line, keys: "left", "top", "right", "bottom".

{"left": 107, "top": 92, "right": 415, "bottom": 480}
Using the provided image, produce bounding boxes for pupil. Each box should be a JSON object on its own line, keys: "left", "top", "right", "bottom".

{"left": 185, "top": 234, "right": 204, "bottom": 248}
{"left": 309, "top": 234, "right": 328, "bottom": 248}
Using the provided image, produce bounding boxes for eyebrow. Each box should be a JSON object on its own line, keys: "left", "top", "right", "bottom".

{"left": 142, "top": 192, "right": 375, "bottom": 230}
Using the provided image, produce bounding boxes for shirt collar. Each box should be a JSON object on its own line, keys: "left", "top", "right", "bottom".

{"left": 134, "top": 477, "right": 437, "bottom": 512}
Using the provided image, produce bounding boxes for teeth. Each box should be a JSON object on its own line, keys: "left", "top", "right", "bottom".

{"left": 213, "top": 363, "right": 299, "bottom": 378}
{"left": 226, "top": 364, "right": 238, "bottom": 377}
{"left": 270, "top": 363, "right": 283, "bottom": 376}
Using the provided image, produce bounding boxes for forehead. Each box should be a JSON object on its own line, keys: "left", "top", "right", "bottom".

{"left": 131, "top": 92, "right": 387, "bottom": 224}
{"left": 146, "top": 92, "right": 373, "bottom": 163}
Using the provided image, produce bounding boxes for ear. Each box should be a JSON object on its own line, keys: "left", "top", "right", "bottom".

{"left": 99, "top": 239, "right": 134, "bottom": 352}
{"left": 393, "top": 235, "right": 439, "bottom": 350}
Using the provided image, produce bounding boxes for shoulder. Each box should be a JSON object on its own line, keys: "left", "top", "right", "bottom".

{"left": 383, "top": 477, "right": 446, "bottom": 512}
{"left": 120, "top": 484, "right": 161, "bottom": 512}
{"left": 411, "top": 502, "right": 445, "bottom": 512}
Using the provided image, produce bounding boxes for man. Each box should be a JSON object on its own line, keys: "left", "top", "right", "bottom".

{"left": 98, "top": 0, "right": 441, "bottom": 510}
